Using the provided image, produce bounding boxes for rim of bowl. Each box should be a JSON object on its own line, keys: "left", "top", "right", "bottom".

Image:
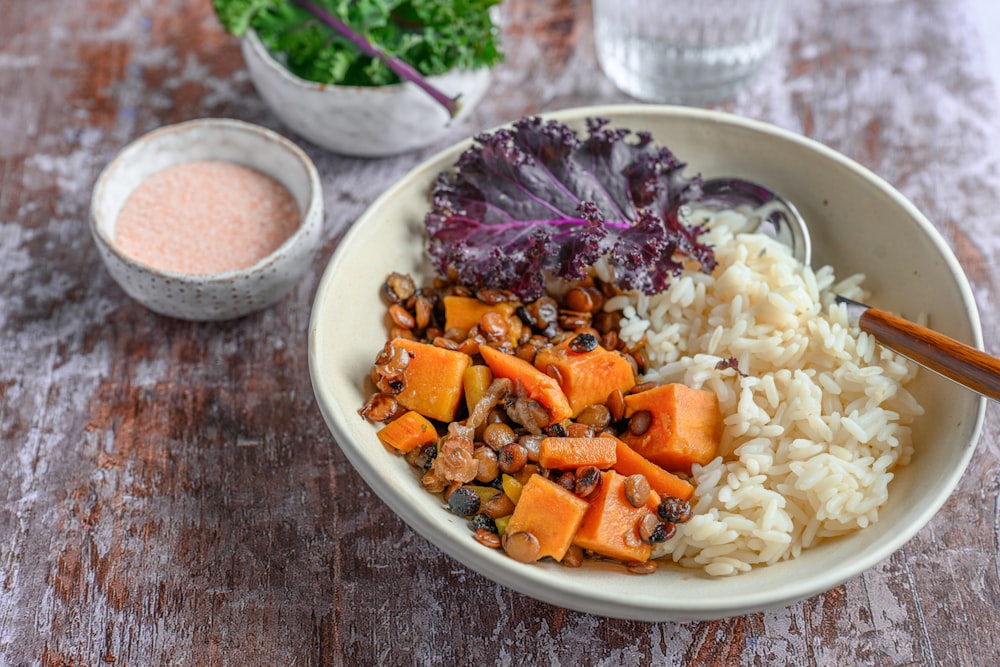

{"left": 242, "top": 28, "right": 489, "bottom": 95}
{"left": 308, "top": 104, "right": 987, "bottom": 620}
{"left": 90, "top": 117, "right": 322, "bottom": 283}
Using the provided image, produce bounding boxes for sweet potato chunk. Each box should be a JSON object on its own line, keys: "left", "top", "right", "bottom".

{"left": 534, "top": 337, "right": 636, "bottom": 417}
{"left": 537, "top": 437, "right": 617, "bottom": 470}
{"left": 391, "top": 337, "right": 472, "bottom": 423}
{"left": 573, "top": 470, "right": 653, "bottom": 563}
{"left": 443, "top": 296, "right": 522, "bottom": 346}
{"left": 504, "top": 473, "right": 590, "bottom": 561}
{"left": 603, "top": 434, "right": 694, "bottom": 501}
{"left": 377, "top": 410, "right": 439, "bottom": 453}
{"left": 619, "top": 383, "right": 722, "bottom": 473}
{"left": 478, "top": 344, "right": 572, "bottom": 426}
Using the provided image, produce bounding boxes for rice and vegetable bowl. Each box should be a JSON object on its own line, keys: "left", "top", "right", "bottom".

{"left": 606, "top": 216, "right": 922, "bottom": 575}
{"left": 355, "top": 116, "right": 925, "bottom": 577}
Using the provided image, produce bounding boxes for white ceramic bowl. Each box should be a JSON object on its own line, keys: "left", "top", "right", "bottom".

{"left": 90, "top": 118, "right": 323, "bottom": 321}
{"left": 241, "top": 29, "right": 491, "bottom": 158}
{"left": 308, "top": 105, "right": 985, "bottom": 621}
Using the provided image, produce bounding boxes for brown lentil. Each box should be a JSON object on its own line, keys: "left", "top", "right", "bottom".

{"left": 503, "top": 531, "right": 541, "bottom": 563}
{"left": 629, "top": 380, "right": 659, "bottom": 395}
{"left": 628, "top": 410, "right": 653, "bottom": 436}
{"left": 563, "top": 286, "right": 604, "bottom": 313}
{"left": 593, "top": 310, "right": 622, "bottom": 335}
{"left": 544, "top": 363, "right": 563, "bottom": 386}
{"left": 388, "top": 303, "right": 415, "bottom": 329}
{"left": 473, "top": 528, "right": 502, "bottom": 548}
{"left": 575, "top": 404, "right": 611, "bottom": 430}
{"left": 432, "top": 336, "right": 460, "bottom": 351}
{"left": 420, "top": 469, "right": 447, "bottom": 494}
{"left": 389, "top": 326, "right": 414, "bottom": 341}
{"left": 514, "top": 343, "right": 537, "bottom": 363}
{"left": 358, "top": 393, "right": 402, "bottom": 422}
{"left": 518, "top": 434, "right": 544, "bottom": 462}
{"left": 574, "top": 466, "right": 602, "bottom": 498}
{"left": 383, "top": 272, "right": 416, "bottom": 303}
{"left": 556, "top": 471, "right": 576, "bottom": 493}
{"left": 638, "top": 512, "right": 668, "bottom": 544}
{"left": 626, "top": 559, "right": 659, "bottom": 575}
{"left": 483, "top": 492, "right": 516, "bottom": 518}
{"left": 606, "top": 389, "right": 626, "bottom": 422}
{"left": 473, "top": 446, "right": 500, "bottom": 483}
{"left": 414, "top": 294, "right": 434, "bottom": 330}
{"left": 523, "top": 297, "right": 559, "bottom": 330}
{"left": 483, "top": 422, "right": 516, "bottom": 450}
{"left": 479, "top": 311, "right": 510, "bottom": 342}
{"left": 624, "top": 474, "right": 651, "bottom": 507}
{"left": 565, "top": 422, "right": 594, "bottom": 438}
{"left": 561, "top": 544, "right": 584, "bottom": 568}
{"left": 558, "top": 310, "right": 591, "bottom": 331}
{"left": 497, "top": 443, "right": 528, "bottom": 474}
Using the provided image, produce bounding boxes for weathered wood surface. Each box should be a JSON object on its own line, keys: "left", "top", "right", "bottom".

{"left": 3, "top": 0, "right": 1000, "bottom": 664}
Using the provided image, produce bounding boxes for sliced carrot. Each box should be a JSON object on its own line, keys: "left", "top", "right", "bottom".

{"left": 478, "top": 344, "right": 572, "bottom": 426}
{"left": 376, "top": 410, "right": 439, "bottom": 453}
{"left": 619, "top": 383, "right": 722, "bottom": 474}
{"left": 602, "top": 434, "right": 695, "bottom": 501}
{"left": 391, "top": 337, "right": 472, "bottom": 423}
{"left": 537, "top": 436, "right": 617, "bottom": 470}
{"left": 504, "top": 473, "right": 590, "bottom": 562}
{"left": 572, "top": 470, "right": 653, "bottom": 563}
{"left": 534, "top": 338, "right": 636, "bottom": 417}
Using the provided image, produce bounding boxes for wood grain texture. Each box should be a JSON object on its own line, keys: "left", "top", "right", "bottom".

{"left": 3, "top": 0, "right": 1000, "bottom": 665}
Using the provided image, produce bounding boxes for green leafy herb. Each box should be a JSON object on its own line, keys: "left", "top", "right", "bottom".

{"left": 213, "top": 0, "right": 503, "bottom": 116}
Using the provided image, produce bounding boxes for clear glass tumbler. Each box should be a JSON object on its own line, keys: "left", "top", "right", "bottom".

{"left": 593, "top": 0, "right": 785, "bottom": 106}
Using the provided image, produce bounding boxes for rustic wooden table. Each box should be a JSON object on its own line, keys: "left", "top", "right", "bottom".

{"left": 4, "top": 0, "right": 1000, "bottom": 664}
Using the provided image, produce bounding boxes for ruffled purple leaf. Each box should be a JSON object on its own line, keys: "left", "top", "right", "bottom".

{"left": 425, "top": 116, "right": 715, "bottom": 299}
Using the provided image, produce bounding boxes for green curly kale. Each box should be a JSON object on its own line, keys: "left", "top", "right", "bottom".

{"left": 213, "top": 0, "right": 503, "bottom": 87}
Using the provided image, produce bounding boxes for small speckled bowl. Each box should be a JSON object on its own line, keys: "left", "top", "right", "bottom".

{"left": 90, "top": 118, "right": 323, "bottom": 321}
{"left": 240, "top": 29, "right": 491, "bottom": 157}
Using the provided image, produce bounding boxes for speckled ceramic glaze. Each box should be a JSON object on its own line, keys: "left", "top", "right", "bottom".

{"left": 90, "top": 118, "right": 323, "bottom": 321}
{"left": 309, "top": 105, "right": 985, "bottom": 621}
{"left": 241, "top": 30, "right": 491, "bottom": 157}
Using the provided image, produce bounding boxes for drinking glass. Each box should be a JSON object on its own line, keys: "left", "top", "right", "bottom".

{"left": 593, "top": 0, "right": 785, "bottom": 106}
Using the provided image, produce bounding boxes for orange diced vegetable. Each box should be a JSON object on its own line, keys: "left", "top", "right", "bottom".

{"left": 463, "top": 364, "right": 493, "bottom": 415}
{"left": 478, "top": 344, "right": 572, "bottom": 425}
{"left": 504, "top": 474, "right": 590, "bottom": 561}
{"left": 572, "top": 470, "right": 654, "bottom": 563}
{"left": 443, "top": 296, "right": 522, "bottom": 345}
{"left": 604, "top": 434, "right": 694, "bottom": 501}
{"left": 443, "top": 296, "right": 517, "bottom": 332}
{"left": 391, "top": 337, "right": 472, "bottom": 423}
{"left": 619, "top": 383, "right": 722, "bottom": 474}
{"left": 537, "top": 437, "right": 617, "bottom": 470}
{"left": 502, "top": 474, "right": 524, "bottom": 504}
{"left": 534, "top": 338, "right": 636, "bottom": 416}
{"left": 376, "top": 410, "right": 439, "bottom": 453}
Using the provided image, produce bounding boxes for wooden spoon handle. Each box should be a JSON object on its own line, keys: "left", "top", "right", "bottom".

{"left": 860, "top": 307, "right": 1000, "bottom": 401}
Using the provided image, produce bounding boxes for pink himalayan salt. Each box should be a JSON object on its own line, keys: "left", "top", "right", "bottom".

{"left": 114, "top": 160, "right": 301, "bottom": 275}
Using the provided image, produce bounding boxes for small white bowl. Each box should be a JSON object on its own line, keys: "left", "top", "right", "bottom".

{"left": 240, "top": 29, "right": 491, "bottom": 157}
{"left": 309, "top": 105, "right": 985, "bottom": 621}
{"left": 90, "top": 118, "right": 323, "bottom": 321}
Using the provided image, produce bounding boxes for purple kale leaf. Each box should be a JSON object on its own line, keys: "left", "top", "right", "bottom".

{"left": 424, "top": 116, "right": 716, "bottom": 300}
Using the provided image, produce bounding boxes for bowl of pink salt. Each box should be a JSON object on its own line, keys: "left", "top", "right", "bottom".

{"left": 90, "top": 118, "right": 323, "bottom": 321}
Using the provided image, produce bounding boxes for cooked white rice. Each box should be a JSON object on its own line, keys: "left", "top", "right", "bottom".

{"left": 601, "top": 213, "right": 923, "bottom": 576}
